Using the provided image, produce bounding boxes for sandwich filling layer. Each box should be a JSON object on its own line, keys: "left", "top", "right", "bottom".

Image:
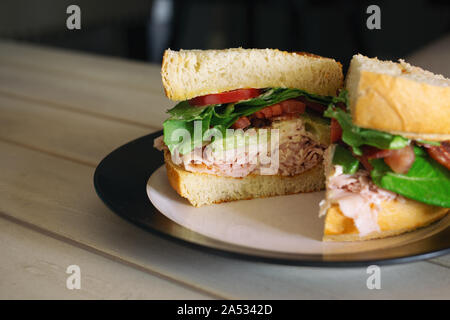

{"left": 156, "top": 87, "right": 347, "bottom": 178}
{"left": 155, "top": 117, "right": 327, "bottom": 177}
{"left": 319, "top": 164, "right": 398, "bottom": 236}
{"left": 323, "top": 100, "right": 450, "bottom": 236}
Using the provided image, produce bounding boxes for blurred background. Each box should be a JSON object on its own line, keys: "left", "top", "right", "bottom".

{"left": 0, "top": 0, "right": 448, "bottom": 71}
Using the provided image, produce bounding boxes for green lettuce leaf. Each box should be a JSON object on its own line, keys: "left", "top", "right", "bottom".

{"left": 163, "top": 107, "right": 214, "bottom": 155}
{"left": 332, "top": 144, "right": 360, "bottom": 174}
{"left": 324, "top": 106, "right": 409, "bottom": 155}
{"left": 163, "top": 88, "right": 344, "bottom": 154}
{"left": 416, "top": 139, "right": 441, "bottom": 146}
{"left": 370, "top": 147, "right": 450, "bottom": 207}
{"left": 166, "top": 100, "right": 211, "bottom": 120}
{"left": 324, "top": 104, "right": 449, "bottom": 208}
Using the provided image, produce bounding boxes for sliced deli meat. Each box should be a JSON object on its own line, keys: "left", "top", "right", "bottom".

{"left": 319, "top": 164, "right": 399, "bottom": 236}
{"left": 156, "top": 117, "right": 327, "bottom": 178}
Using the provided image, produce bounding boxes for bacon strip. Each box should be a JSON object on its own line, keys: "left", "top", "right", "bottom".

{"left": 363, "top": 146, "right": 395, "bottom": 159}
{"left": 280, "top": 99, "right": 306, "bottom": 114}
{"left": 270, "top": 104, "right": 283, "bottom": 116}
{"left": 358, "top": 154, "right": 373, "bottom": 172}
{"left": 297, "top": 96, "right": 327, "bottom": 113}
{"left": 363, "top": 145, "right": 415, "bottom": 174}
{"left": 424, "top": 141, "right": 450, "bottom": 170}
{"left": 231, "top": 116, "right": 251, "bottom": 129}
{"left": 252, "top": 99, "right": 306, "bottom": 120}
{"left": 383, "top": 145, "right": 415, "bottom": 174}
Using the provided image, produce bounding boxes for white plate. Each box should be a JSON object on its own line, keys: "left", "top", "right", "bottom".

{"left": 147, "top": 165, "right": 450, "bottom": 256}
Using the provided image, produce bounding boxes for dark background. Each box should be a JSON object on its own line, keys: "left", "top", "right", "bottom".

{"left": 0, "top": 0, "right": 448, "bottom": 70}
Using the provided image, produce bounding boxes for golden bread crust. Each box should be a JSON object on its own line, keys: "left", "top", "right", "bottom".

{"left": 161, "top": 48, "right": 343, "bottom": 101}
{"left": 164, "top": 150, "right": 325, "bottom": 207}
{"left": 352, "top": 71, "right": 450, "bottom": 139}
{"left": 323, "top": 201, "right": 449, "bottom": 242}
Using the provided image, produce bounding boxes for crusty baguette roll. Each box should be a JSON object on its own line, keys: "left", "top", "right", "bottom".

{"left": 161, "top": 48, "right": 343, "bottom": 100}
{"left": 164, "top": 151, "right": 324, "bottom": 207}
{"left": 323, "top": 201, "right": 449, "bottom": 242}
{"left": 321, "top": 145, "right": 449, "bottom": 242}
{"left": 346, "top": 54, "right": 450, "bottom": 141}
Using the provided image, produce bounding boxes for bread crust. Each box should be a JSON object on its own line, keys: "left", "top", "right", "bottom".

{"left": 346, "top": 54, "right": 450, "bottom": 140}
{"left": 161, "top": 48, "right": 343, "bottom": 101}
{"left": 323, "top": 201, "right": 449, "bottom": 242}
{"left": 352, "top": 71, "right": 450, "bottom": 139}
{"left": 164, "top": 150, "right": 325, "bottom": 207}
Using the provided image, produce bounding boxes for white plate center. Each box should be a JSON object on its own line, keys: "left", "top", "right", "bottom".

{"left": 147, "top": 165, "right": 449, "bottom": 255}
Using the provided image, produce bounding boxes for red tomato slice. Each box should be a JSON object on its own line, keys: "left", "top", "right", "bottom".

{"left": 330, "top": 118, "right": 342, "bottom": 143}
{"left": 189, "top": 88, "right": 262, "bottom": 106}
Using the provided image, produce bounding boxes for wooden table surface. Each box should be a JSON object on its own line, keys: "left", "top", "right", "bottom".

{"left": 0, "top": 39, "right": 449, "bottom": 299}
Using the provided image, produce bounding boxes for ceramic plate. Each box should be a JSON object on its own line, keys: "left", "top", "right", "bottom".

{"left": 94, "top": 131, "right": 450, "bottom": 267}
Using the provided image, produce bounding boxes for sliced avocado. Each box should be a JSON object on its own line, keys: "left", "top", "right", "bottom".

{"left": 210, "top": 129, "right": 271, "bottom": 153}
{"left": 301, "top": 112, "right": 331, "bottom": 145}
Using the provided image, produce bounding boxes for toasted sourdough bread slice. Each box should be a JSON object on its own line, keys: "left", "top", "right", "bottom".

{"left": 321, "top": 145, "right": 449, "bottom": 242}
{"left": 164, "top": 151, "right": 324, "bottom": 207}
{"left": 162, "top": 48, "right": 343, "bottom": 100}
{"left": 346, "top": 54, "right": 450, "bottom": 141}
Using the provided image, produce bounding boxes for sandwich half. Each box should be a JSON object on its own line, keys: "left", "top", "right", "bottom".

{"left": 155, "top": 48, "right": 344, "bottom": 206}
{"left": 320, "top": 54, "right": 450, "bottom": 241}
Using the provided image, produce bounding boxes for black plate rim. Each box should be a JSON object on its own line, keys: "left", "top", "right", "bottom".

{"left": 93, "top": 131, "right": 450, "bottom": 268}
